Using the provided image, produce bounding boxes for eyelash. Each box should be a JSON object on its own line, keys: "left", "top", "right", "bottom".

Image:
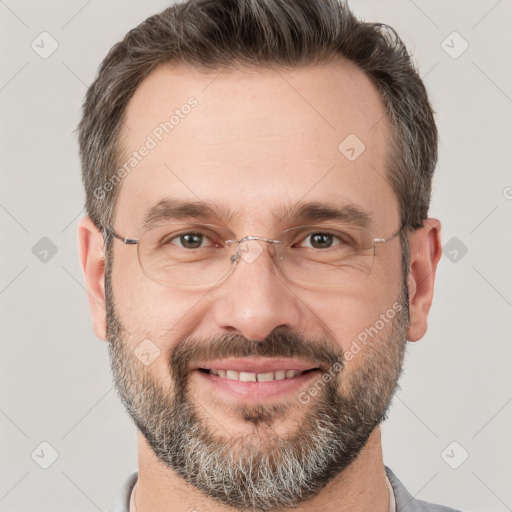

{"left": 166, "top": 230, "right": 352, "bottom": 249}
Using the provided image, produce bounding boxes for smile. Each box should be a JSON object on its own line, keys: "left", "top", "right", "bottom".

{"left": 199, "top": 368, "right": 315, "bottom": 382}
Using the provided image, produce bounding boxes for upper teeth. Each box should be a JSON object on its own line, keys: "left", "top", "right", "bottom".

{"left": 208, "top": 369, "right": 303, "bottom": 381}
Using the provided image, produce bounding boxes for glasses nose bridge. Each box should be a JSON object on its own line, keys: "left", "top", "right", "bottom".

{"left": 229, "top": 234, "right": 282, "bottom": 267}
{"left": 237, "top": 234, "right": 280, "bottom": 245}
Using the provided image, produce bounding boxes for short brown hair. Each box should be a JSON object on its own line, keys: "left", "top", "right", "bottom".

{"left": 78, "top": 0, "right": 437, "bottom": 238}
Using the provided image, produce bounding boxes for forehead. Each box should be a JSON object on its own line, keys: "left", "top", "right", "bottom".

{"left": 115, "top": 60, "right": 398, "bottom": 233}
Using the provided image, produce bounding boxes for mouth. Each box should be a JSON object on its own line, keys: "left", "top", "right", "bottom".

{"left": 197, "top": 367, "right": 317, "bottom": 382}
{"left": 192, "top": 358, "right": 322, "bottom": 402}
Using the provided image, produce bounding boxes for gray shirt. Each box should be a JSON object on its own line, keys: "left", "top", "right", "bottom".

{"left": 108, "top": 465, "right": 463, "bottom": 511}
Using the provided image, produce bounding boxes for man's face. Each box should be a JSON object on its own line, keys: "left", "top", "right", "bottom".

{"left": 106, "top": 61, "right": 408, "bottom": 509}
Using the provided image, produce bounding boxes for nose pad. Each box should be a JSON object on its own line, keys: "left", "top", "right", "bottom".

{"left": 234, "top": 238, "right": 265, "bottom": 265}
{"left": 226, "top": 237, "right": 283, "bottom": 287}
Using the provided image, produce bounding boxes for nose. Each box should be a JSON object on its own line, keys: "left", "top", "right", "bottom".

{"left": 211, "top": 238, "right": 304, "bottom": 341}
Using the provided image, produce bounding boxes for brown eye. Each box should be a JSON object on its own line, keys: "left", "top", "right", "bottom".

{"left": 165, "top": 230, "right": 224, "bottom": 250}
{"left": 308, "top": 232, "right": 335, "bottom": 249}
{"left": 297, "top": 231, "right": 351, "bottom": 249}
{"left": 174, "top": 233, "right": 207, "bottom": 249}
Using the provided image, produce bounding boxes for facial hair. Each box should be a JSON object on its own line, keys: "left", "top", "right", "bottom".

{"left": 105, "top": 261, "right": 409, "bottom": 511}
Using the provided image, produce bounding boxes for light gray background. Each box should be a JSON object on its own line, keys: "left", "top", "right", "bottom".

{"left": 1, "top": 1, "right": 511, "bottom": 511}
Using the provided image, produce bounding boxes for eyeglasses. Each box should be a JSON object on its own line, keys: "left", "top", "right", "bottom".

{"left": 107, "top": 221, "right": 405, "bottom": 290}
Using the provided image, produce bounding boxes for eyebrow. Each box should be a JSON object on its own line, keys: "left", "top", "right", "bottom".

{"left": 140, "top": 198, "right": 374, "bottom": 232}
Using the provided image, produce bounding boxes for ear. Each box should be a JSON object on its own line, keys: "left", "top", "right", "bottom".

{"left": 77, "top": 216, "right": 107, "bottom": 341}
{"left": 406, "top": 218, "right": 442, "bottom": 342}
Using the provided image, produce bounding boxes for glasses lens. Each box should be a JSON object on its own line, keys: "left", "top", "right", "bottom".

{"left": 138, "top": 223, "right": 235, "bottom": 288}
{"left": 137, "top": 223, "right": 377, "bottom": 289}
{"left": 275, "top": 225, "right": 376, "bottom": 288}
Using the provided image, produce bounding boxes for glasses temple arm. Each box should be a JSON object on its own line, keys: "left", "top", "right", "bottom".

{"left": 105, "top": 227, "right": 139, "bottom": 245}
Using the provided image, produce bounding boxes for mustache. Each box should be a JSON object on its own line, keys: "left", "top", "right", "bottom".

{"left": 169, "top": 328, "right": 344, "bottom": 381}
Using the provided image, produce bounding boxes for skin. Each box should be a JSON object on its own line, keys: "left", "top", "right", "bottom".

{"left": 78, "top": 59, "right": 442, "bottom": 511}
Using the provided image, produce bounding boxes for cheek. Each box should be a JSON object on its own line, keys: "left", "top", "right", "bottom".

{"left": 110, "top": 255, "right": 206, "bottom": 360}
{"left": 308, "top": 253, "right": 403, "bottom": 353}
{"left": 311, "top": 292, "right": 378, "bottom": 352}
{"left": 373, "top": 244, "right": 405, "bottom": 302}
{"left": 111, "top": 250, "right": 148, "bottom": 328}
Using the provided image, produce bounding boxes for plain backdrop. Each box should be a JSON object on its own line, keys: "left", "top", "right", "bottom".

{"left": 1, "top": 1, "right": 511, "bottom": 511}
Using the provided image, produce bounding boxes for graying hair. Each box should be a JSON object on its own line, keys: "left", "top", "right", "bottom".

{"left": 78, "top": 0, "right": 437, "bottom": 261}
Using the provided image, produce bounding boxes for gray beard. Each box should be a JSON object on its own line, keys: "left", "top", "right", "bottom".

{"left": 105, "top": 265, "right": 409, "bottom": 511}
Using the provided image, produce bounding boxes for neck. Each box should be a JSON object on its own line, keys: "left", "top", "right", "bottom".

{"left": 132, "top": 426, "right": 390, "bottom": 512}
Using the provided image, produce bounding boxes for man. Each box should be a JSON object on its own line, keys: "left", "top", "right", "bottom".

{"left": 77, "top": 0, "right": 462, "bottom": 510}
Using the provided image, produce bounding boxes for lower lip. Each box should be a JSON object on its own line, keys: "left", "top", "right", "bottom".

{"left": 194, "top": 369, "right": 320, "bottom": 402}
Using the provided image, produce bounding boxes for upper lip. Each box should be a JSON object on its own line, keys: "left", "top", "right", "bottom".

{"left": 195, "top": 357, "right": 319, "bottom": 373}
